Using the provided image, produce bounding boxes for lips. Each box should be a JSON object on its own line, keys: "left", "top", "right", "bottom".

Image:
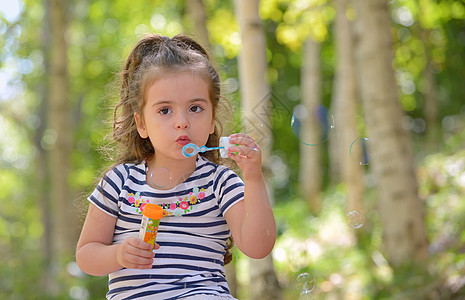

{"left": 176, "top": 135, "right": 191, "bottom": 146}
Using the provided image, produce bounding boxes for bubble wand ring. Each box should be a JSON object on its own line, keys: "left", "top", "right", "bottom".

{"left": 182, "top": 143, "right": 224, "bottom": 157}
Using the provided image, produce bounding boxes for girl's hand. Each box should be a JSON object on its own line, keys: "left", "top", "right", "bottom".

{"left": 116, "top": 237, "right": 159, "bottom": 270}
{"left": 228, "top": 133, "right": 262, "bottom": 180}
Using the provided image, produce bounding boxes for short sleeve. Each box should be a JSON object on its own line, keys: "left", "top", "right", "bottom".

{"left": 213, "top": 166, "right": 245, "bottom": 215}
{"left": 87, "top": 165, "right": 127, "bottom": 218}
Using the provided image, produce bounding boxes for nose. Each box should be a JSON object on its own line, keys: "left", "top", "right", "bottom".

{"left": 175, "top": 112, "right": 190, "bottom": 129}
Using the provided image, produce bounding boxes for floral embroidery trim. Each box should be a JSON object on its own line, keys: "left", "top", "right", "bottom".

{"left": 127, "top": 188, "right": 207, "bottom": 217}
{"left": 127, "top": 192, "right": 150, "bottom": 215}
{"left": 161, "top": 188, "right": 206, "bottom": 217}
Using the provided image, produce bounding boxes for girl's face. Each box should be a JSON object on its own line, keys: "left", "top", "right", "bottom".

{"left": 135, "top": 71, "right": 215, "bottom": 162}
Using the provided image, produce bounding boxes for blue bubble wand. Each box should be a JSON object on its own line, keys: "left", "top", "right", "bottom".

{"left": 182, "top": 143, "right": 224, "bottom": 157}
{"left": 182, "top": 137, "right": 260, "bottom": 158}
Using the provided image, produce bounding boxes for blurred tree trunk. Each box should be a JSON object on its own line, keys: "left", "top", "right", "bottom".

{"left": 422, "top": 41, "right": 438, "bottom": 140}
{"left": 419, "top": 28, "right": 438, "bottom": 142}
{"left": 332, "top": 0, "right": 364, "bottom": 214}
{"left": 352, "top": 0, "right": 429, "bottom": 267}
{"left": 46, "top": 0, "right": 75, "bottom": 292}
{"left": 235, "top": 0, "right": 282, "bottom": 299}
{"left": 38, "top": 0, "right": 53, "bottom": 292}
{"left": 185, "top": 0, "right": 210, "bottom": 53}
{"left": 184, "top": 1, "right": 238, "bottom": 295}
{"left": 225, "top": 262, "right": 238, "bottom": 298}
{"left": 299, "top": 37, "right": 322, "bottom": 214}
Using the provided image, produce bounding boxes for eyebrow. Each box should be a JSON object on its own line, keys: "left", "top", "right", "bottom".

{"left": 151, "top": 98, "right": 209, "bottom": 107}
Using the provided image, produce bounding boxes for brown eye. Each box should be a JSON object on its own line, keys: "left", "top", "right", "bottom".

{"left": 159, "top": 108, "right": 171, "bottom": 115}
{"left": 190, "top": 105, "right": 203, "bottom": 113}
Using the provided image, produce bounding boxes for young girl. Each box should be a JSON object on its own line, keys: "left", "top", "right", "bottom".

{"left": 76, "top": 34, "right": 276, "bottom": 299}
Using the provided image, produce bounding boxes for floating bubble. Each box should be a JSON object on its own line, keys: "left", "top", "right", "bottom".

{"left": 296, "top": 272, "right": 315, "bottom": 295}
{"left": 69, "top": 285, "right": 89, "bottom": 300}
{"left": 349, "top": 137, "right": 373, "bottom": 165}
{"left": 223, "top": 77, "right": 239, "bottom": 94}
{"left": 148, "top": 166, "right": 173, "bottom": 189}
{"left": 176, "top": 172, "right": 195, "bottom": 192}
{"left": 299, "top": 293, "right": 313, "bottom": 300}
{"left": 346, "top": 211, "right": 364, "bottom": 229}
{"left": 291, "top": 104, "right": 334, "bottom": 146}
{"left": 66, "top": 262, "right": 85, "bottom": 278}
{"left": 245, "top": 122, "right": 272, "bottom": 150}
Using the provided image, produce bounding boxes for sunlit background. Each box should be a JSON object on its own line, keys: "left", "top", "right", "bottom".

{"left": 1, "top": 0, "right": 465, "bottom": 299}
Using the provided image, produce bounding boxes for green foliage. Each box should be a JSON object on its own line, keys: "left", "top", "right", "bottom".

{"left": 0, "top": 0, "right": 464, "bottom": 298}
{"left": 261, "top": 0, "right": 334, "bottom": 49}
{"left": 391, "top": 0, "right": 465, "bottom": 122}
{"left": 264, "top": 131, "right": 465, "bottom": 299}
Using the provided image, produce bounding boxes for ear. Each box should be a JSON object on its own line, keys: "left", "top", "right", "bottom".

{"left": 134, "top": 112, "right": 148, "bottom": 138}
{"left": 209, "top": 119, "right": 215, "bottom": 134}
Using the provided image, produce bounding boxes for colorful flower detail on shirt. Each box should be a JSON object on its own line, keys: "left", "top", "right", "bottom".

{"left": 127, "top": 188, "right": 207, "bottom": 217}
{"left": 161, "top": 187, "right": 207, "bottom": 217}
{"left": 127, "top": 192, "right": 150, "bottom": 215}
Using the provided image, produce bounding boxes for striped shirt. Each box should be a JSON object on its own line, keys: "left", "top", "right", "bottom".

{"left": 88, "top": 156, "right": 244, "bottom": 300}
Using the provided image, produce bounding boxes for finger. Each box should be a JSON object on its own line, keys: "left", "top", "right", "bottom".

{"left": 228, "top": 151, "right": 243, "bottom": 162}
{"left": 125, "top": 244, "right": 156, "bottom": 260}
{"left": 126, "top": 252, "right": 155, "bottom": 266}
{"left": 117, "top": 242, "right": 153, "bottom": 269}
{"left": 230, "top": 134, "right": 256, "bottom": 146}
{"left": 123, "top": 238, "right": 156, "bottom": 260}
{"left": 228, "top": 150, "right": 249, "bottom": 160}
{"left": 127, "top": 260, "right": 153, "bottom": 270}
{"left": 119, "top": 253, "right": 153, "bottom": 270}
{"left": 230, "top": 137, "right": 260, "bottom": 154}
{"left": 137, "top": 248, "right": 157, "bottom": 259}
{"left": 128, "top": 237, "right": 154, "bottom": 251}
{"left": 228, "top": 145, "right": 257, "bottom": 158}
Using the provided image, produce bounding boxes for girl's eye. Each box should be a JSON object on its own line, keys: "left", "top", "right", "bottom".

{"left": 158, "top": 107, "right": 171, "bottom": 115}
{"left": 190, "top": 105, "right": 204, "bottom": 113}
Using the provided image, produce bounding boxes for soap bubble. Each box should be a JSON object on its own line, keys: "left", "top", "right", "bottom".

{"left": 66, "top": 262, "right": 85, "bottom": 278}
{"left": 346, "top": 211, "right": 364, "bottom": 229}
{"left": 168, "top": 172, "right": 203, "bottom": 216}
{"left": 148, "top": 166, "right": 173, "bottom": 189}
{"left": 349, "top": 137, "right": 373, "bottom": 165}
{"left": 245, "top": 122, "right": 272, "bottom": 150}
{"left": 69, "top": 285, "right": 89, "bottom": 300}
{"left": 299, "top": 293, "right": 313, "bottom": 300}
{"left": 291, "top": 104, "right": 334, "bottom": 146}
{"left": 176, "top": 171, "right": 202, "bottom": 199}
{"left": 296, "top": 272, "right": 315, "bottom": 295}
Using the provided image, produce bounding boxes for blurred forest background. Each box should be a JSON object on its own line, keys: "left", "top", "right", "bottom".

{"left": 1, "top": 0, "right": 465, "bottom": 299}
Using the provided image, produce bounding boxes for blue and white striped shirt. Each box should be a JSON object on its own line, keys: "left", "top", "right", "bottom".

{"left": 88, "top": 156, "right": 244, "bottom": 299}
